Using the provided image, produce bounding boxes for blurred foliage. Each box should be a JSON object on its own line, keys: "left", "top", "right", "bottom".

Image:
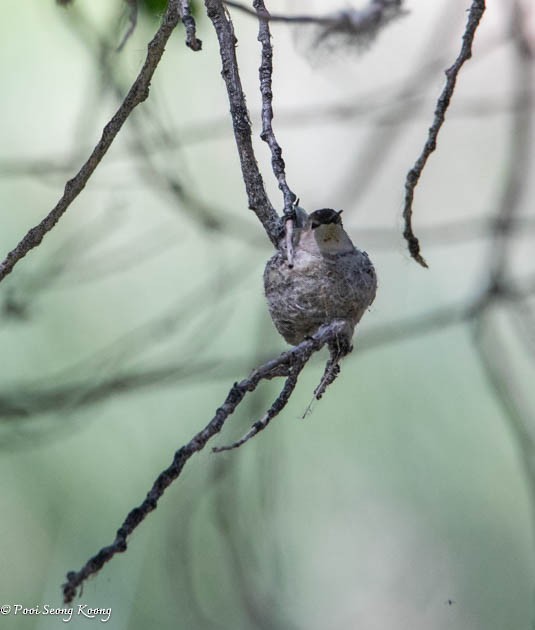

{"left": 139, "top": 0, "right": 169, "bottom": 17}
{"left": 139, "top": 0, "right": 201, "bottom": 20}
{"left": 55, "top": 0, "right": 202, "bottom": 21}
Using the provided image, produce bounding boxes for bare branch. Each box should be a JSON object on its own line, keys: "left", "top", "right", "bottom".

{"left": 212, "top": 368, "right": 301, "bottom": 452}
{"left": 62, "top": 320, "right": 348, "bottom": 603}
{"left": 313, "top": 349, "right": 342, "bottom": 400}
{"left": 402, "top": 0, "right": 486, "bottom": 268}
{"left": 204, "top": 0, "right": 281, "bottom": 246}
{"left": 0, "top": 1, "right": 182, "bottom": 284}
{"left": 253, "top": 0, "right": 296, "bottom": 214}
{"left": 179, "top": 0, "right": 203, "bottom": 51}
{"left": 253, "top": 0, "right": 297, "bottom": 262}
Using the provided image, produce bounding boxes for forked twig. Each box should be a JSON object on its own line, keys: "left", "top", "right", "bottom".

{"left": 62, "top": 320, "right": 349, "bottom": 603}
{"left": 213, "top": 368, "right": 302, "bottom": 452}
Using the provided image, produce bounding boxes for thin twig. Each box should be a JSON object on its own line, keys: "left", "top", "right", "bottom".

{"left": 313, "top": 353, "right": 342, "bottom": 400}
{"left": 213, "top": 368, "right": 302, "bottom": 452}
{"left": 0, "top": 1, "right": 182, "bottom": 284}
{"left": 253, "top": 0, "right": 296, "bottom": 222}
{"left": 254, "top": 0, "right": 296, "bottom": 263}
{"left": 179, "top": 0, "right": 203, "bottom": 51}
{"left": 204, "top": 0, "right": 280, "bottom": 246}
{"left": 62, "top": 320, "right": 348, "bottom": 602}
{"left": 284, "top": 219, "right": 295, "bottom": 266}
{"left": 302, "top": 336, "right": 351, "bottom": 416}
{"left": 402, "top": 0, "right": 486, "bottom": 268}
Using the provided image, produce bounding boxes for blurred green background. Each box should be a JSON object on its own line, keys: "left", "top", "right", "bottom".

{"left": 1, "top": 1, "right": 534, "bottom": 628}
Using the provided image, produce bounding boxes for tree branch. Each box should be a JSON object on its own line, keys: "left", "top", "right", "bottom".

{"left": 179, "top": 0, "right": 203, "bottom": 51}
{"left": 253, "top": 0, "right": 296, "bottom": 264}
{"left": 204, "top": 0, "right": 281, "bottom": 246}
{"left": 0, "top": 1, "right": 183, "bottom": 284}
{"left": 213, "top": 365, "right": 302, "bottom": 453}
{"left": 62, "top": 320, "right": 349, "bottom": 603}
{"left": 402, "top": 0, "right": 486, "bottom": 268}
{"left": 253, "top": 0, "right": 295, "bottom": 214}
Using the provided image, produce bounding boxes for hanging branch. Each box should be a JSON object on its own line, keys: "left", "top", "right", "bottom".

{"left": 179, "top": 0, "right": 203, "bottom": 50}
{"left": 402, "top": 0, "right": 486, "bottom": 268}
{"left": 252, "top": 0, "right": 297, "bottom": 261}
{"left": 205, "top": 0, "right": 281, "bottom": 246}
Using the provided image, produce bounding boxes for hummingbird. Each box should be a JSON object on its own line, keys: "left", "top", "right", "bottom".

{"left": 264, "top": 207, "right": 377, "bottom": 347}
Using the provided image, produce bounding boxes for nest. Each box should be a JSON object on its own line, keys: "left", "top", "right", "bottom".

{"left": 264, "top": 244, "right": 377, "bottom": 346}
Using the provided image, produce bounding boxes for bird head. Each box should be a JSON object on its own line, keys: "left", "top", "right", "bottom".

{"left": 309, "top": 208, "right": 344, "bottom": 228}
{"left": 301, "top": 208, "right": 354, "bottom": 254}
